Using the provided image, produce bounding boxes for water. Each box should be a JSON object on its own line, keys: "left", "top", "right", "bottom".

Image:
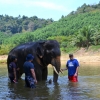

{"left": 0, "top": 64, "right": 100, "bottom": 100}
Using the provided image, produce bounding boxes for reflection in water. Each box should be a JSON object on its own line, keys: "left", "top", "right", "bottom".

{"left": 0, "top": 64, "right": 100, "bottom": 100}
{"left": 47, "top": 82, "right": 61, "bottom": 100}
{"left": 67, "top": 82, "right": 80, "bottom": 100}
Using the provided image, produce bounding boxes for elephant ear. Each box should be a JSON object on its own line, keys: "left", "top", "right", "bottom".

{"left": 36, "top": 41, "right": 45, "bottom": 58}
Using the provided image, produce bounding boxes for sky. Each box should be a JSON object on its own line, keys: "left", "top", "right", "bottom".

{"left": 0, "top": 0, "right": 100, "bottom": 21}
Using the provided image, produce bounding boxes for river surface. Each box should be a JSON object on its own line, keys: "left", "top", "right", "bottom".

{"left": 0, "top": 64, "right": 100, "bottom": 100}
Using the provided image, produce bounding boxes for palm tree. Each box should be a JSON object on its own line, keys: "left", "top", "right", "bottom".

{"left": 91, "top": 28, "right": 100, "bottom": 45}
{"left": 75, "top": 26, "right": 93, "bottom": 48}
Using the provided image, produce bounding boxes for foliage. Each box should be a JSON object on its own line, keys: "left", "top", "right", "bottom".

{"left": 0, "top": 59, "right": 6, "bottom": 64}
{"left": 89, "top": 45, "right": 100, "bottom": 51}
{"left": 0, "top": 15, "right": 53, "bottom": 34}
{"left": 0, "top": 32, "right": 11, "bottom": 44}
{"left": 75, "top": 26, "right": 95, "bottom": 48}
{"left": 0, "top": 2, "right": 100, "bottom": 54}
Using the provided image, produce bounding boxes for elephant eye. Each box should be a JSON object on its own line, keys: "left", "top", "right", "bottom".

{"left": 51, "top": 51, "right": 55, "bottom": 58}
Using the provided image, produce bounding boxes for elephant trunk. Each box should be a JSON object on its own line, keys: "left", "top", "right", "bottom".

{"left": 51, "top": 56, "right": 61, "bottom": 82}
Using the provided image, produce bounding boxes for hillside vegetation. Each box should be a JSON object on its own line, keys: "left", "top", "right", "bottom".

{"left": 0, "top": 15, "right": 53, "bottom": 34}
{"left": 0, "top": 3, "right": 100, "bottom": 54}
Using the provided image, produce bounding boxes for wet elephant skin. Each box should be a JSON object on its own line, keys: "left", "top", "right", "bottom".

{"left": 7, "top": 40, "right": 61, "bottom": 82}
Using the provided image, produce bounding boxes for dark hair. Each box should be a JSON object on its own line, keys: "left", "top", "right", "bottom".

{"left": 11, "top": 56, "right": 17, "bottom": 61}
{"left": 69, "top": 54, "right": 73, "bottom": 57}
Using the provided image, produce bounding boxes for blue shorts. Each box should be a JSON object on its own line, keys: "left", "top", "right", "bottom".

{"left": 25, "top": 76, "right": 36, "bottom": 88}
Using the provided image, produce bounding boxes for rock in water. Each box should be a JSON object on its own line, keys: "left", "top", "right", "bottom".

{"left": 48, "top": 79, "right": 52, "bottom": 84}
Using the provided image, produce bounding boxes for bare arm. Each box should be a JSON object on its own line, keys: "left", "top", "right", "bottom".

{"left": 17, "top": 67, "right": 20, "bottom": 71}
{"left": 74, "top": 66, "right": 79, "bottom": 76}
{"left": 61, "top": 67, "right": 67, "bottom": 71}
{"left": 61, "top": 62, "right": 68, "bottom": 71}
{"left": 30, "top": 69, "right": 37, "bottom": 84}
{"left": 76, "top": 67, "right": 79, "bottom": 73}
{"left": 61, "top": 68, "right": 67, "bottom": 71}
{"left": 13, "top": 68, "right": 17, "bottom": 80}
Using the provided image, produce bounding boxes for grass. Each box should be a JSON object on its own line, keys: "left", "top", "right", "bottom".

{"left": 0, "top": 60, "right": 7, "bottom": 64}
{"left": 61, "top": 47, "right": 79, "bottom": 54}
{"left": 89, "top": 45, "right": 100, "bottom": 51}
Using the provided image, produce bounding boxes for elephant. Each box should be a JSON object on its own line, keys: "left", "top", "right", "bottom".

{"left": 7, "top": 40, "right": 61, "bottom": 82}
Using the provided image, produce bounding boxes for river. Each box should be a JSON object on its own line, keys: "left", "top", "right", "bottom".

{"left": 0, "top": 64, "right": 100, "bottom": 100}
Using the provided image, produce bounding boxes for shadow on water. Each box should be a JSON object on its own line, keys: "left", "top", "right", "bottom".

{"left": 0, "top": 64, "right": 100, "bottom": 100}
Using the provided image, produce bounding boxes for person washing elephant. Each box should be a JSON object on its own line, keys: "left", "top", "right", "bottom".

{"left": 61, "top": 54, "right": 79, "bottom": 82}
{"left": 8, "top": 56, "right": 20, "bottom": 83}
{"left": 7, "top": 40, "right": 61, "bottom": 83}
{"left": 23, "top": 54, "right": 37, "bottom": 88}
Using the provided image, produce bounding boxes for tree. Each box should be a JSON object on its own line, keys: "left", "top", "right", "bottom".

{"left": 28, "top": 21, "right": 35, "bottom": 31}
{"left": 75, "top": 26, "right": 93, "bottom": 48}
{"left": 91, "top": 28, "right": 100, "bottom": 45}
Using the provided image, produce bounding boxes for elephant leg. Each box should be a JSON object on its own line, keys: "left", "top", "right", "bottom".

{"left": 42, "top": 67, "right": 48, "bottom": 80}
{"left": 17, "top": 71, "right": 23, "bottom": 79}
{"left": 35, "top": 68, "right": 42, "bottom": 81}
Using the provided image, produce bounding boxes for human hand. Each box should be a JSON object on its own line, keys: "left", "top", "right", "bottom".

{"left": 61, "top": 69, "right": 64, "bottom": 71}
{"left": 74, "top": 73, "right": 77, "bottom": 76}
{"left": 34, "top": 80, "right": 37, "bottom": 84}
{"left": 13, "top": 78, "right": 17, "bottom": 83}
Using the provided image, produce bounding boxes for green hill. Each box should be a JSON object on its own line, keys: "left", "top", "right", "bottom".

{"left": 0, "top": 3, "right": 100, "bottom": 54}
{"left": 0, "top": 15, "right": 53, "bottom": 34}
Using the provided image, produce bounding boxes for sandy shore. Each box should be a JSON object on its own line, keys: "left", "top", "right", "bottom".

{"left": 61, "top": 48, "right": 100, "bottom": 65}
{"left": 0, "top": 55, "right": 8, "bottom": 61}
{"left": 61, "top": 54, "right": 100, "bottom": 65}
{"left": 61, "top": 54, "right": 100, "bottom": 63}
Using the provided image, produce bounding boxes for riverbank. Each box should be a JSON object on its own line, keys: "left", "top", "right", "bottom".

{"left": 0, "top": 55, "right": 7, "bottom": 64}
{"left": 0, "top": 48, "right": 100, "bottom": 64}
{"left": 61, "top": 48, "right": 100, "bottom": 65}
